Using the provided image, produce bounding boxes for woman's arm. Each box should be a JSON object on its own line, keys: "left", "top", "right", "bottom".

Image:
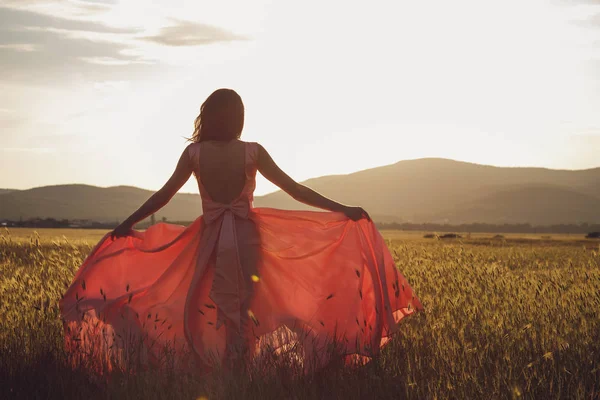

{"left": 257, "top": 144, "right": 370, "bottom": 221}
{"left": 111, "top": 145, "right": 193, "bottom": 239}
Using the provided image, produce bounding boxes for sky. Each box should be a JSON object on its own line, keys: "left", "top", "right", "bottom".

{"left": 1, "top": 0, "right": 599, "bottom": 195}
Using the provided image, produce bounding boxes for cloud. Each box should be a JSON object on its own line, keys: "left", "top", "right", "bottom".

{"left": 0, "top": 6, "right": 152, "bottom": 83}
{"left": 79, "top": 0, "right": 118, "bottom": 4}
{"left": 142, "top": 19, "right": 247, "bottom": 47}
{"left": 552, "top": 0, "right": 600, "bottom": 5}
{"left": 575, "top": 12, "right": 600, "bottom": 28}
{"left": 0, "top": 111, "right": 32, "bottom": 135}
{"left": 0, "top": 43, "right": 38, "bottom": 52}
{"left": 1, "top": 147, "right": 56, "bottom": 154}
{"left": 79, "top": 56, "right": 149, "bottom": 65}
{"left": 0, "top": 6, "right": 248, "bottom": 85}
{"left": 0, "top": 6, "right": 136, "bottom": 34}
{"left": 0, "top": 0, "right": 116, "bottom": 18}
{"left": 0, "top": 28, "right": 153, "bottom": 83}
{"left": 551, "top": 0, "right": 600, "bottom": 30}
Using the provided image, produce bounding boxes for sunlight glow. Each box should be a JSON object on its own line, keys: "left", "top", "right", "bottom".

{"left": 0, "top": 0, "right": 599, "bottom": 193}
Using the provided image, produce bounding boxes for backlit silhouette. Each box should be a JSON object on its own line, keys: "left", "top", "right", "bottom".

{"left": 59, "top": 89, "right": 421, "bottom": 373}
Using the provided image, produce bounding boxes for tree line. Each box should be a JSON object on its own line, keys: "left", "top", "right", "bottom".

{"left": 2, "top": 217, "right": 600, "bottom": 235}
{"left": 376, "top": 221, "right": 600, "bottom": 234}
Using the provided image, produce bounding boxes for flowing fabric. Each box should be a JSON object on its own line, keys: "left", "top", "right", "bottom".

{"left": 59, "top": 141, "right": 422, "bottom": 373}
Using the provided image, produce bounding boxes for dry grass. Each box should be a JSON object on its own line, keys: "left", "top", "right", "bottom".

{"left": 5, "top": 227, "right": 110, "bottom": 243}
{"left": 1, "top": 228, "right": 599, "bottom": 399}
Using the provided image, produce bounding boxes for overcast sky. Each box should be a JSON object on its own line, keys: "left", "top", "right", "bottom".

{"left": 1, "top": 0, "right": 599, "bottom": 195}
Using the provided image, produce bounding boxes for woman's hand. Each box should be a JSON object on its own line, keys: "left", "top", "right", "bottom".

{"left": 343, "top": 206, "right": 371, "bottom": 222}
{"left": 108, "top": 146, "right": 192, "bottom": 241}
{"left": 111, "top": 221, "right": 133, "bottom": 240}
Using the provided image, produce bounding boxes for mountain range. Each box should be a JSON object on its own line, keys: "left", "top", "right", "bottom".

{"left": 1, "top": 158, "right": 599, "bottom": 225}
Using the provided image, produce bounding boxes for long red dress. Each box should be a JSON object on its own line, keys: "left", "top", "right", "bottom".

{"left": 59, "top": 141, "right": 422, "bottom": 373}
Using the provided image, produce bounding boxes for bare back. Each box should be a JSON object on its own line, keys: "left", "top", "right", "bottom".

{"left": 190, "top": 140, "right": 248, "bottom": 204}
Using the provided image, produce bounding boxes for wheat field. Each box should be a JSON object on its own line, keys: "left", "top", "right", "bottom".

{"left": 1, "top": 227, "right": 599, "bottom": 399}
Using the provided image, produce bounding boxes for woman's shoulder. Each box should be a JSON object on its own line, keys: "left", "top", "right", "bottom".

{"left": 238, "top": 140, "right": 263, "bottom": 153}
{"left": 240, "top": 141, "right": 262, "bottom": 162}
{"left": 185, "top": 141, "right": 201, "bottom": 152}
{"left": 185, "top": 140, "right": 263, "bottom": 158}
{"left": 184, "top": 142, "right": 201, "bottom": 164}
{"left": 241, "top": 140, "right": 265, "bottom": 152}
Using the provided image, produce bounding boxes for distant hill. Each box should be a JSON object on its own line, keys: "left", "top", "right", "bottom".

{"left": 421, "top": 184, "right": 600, "bottom": 225}
{"left": 0, "top": 189, "right": 17, "bottom": 195}
{"left": 0, "top": 185, "right": 201, "bottom": 223}
{"left": 1, "top": 159, "right": 599, "bottom": 224}
{"left": 254, "top": 158, "right": 600, "bottom": 224}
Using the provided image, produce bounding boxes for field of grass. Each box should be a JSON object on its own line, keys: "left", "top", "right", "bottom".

{"left": 1, "top": 227, "right": 599, "bottom": 399}
{"left": 4, "top": 227, "right": 111, "bottom": 243}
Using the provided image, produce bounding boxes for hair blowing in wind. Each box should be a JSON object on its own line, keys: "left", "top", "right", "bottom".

{"left": 190, "top": 88, "right": 245, "bottom": 143}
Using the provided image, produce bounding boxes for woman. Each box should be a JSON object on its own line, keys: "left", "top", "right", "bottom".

{"left": 59, "top": 88, "right": 422, "bottom": 373}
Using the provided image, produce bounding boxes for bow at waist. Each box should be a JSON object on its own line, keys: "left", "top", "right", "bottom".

{"left": 202, "top": 199, "right": 250, "bottom": 225}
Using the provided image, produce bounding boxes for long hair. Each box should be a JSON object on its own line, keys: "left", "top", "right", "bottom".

{"left": 190, "top": 88, "right": 245, "bottom": 142}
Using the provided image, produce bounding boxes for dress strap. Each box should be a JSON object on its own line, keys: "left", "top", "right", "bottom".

{"left": 243, "top": 142, "right": 256, "bottom": 177}
{"left": 187, "top": 143, "right": 200, "bottom": 170}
